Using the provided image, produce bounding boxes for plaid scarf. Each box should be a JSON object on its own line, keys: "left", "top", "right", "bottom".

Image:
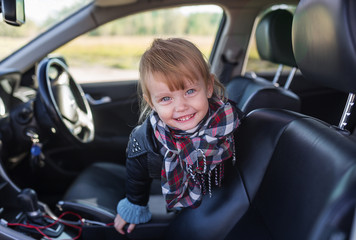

{"left": 150, "top": 97, "right": 239, "bottom": 209}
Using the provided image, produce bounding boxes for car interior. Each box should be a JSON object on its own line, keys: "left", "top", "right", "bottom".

{"left": 0, "top": 0, "right": 356, "bottom": 239}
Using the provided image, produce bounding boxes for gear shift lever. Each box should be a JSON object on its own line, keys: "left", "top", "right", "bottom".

{"left": 17, "top": 188, "right": 42, "bottom": 219}
{"left": 17, "top": 188, "right": 64, "bottom": 237}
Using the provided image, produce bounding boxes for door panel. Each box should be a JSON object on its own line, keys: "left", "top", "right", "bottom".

{"left": 81, "top": 80, "right": 140, "bottom": 155}
{"left": 82, "top": 80, "right": 140, "bottom": 138}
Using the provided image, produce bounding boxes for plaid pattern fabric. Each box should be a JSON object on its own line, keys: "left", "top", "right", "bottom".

{"left": 150, "top": 97, "right": 239, "bottom": 209}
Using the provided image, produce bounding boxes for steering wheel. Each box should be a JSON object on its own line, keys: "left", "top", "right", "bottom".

{"left": 36, "top": 58, "right": 94, "bottom": 144}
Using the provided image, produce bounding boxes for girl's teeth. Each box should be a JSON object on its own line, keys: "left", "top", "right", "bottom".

{"left": 178, "top": 114, "right": 193, "bottom": 121}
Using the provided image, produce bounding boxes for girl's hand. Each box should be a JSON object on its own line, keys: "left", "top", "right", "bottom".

{"left": 114, "top": 214, "right": 136, "bottom": 234}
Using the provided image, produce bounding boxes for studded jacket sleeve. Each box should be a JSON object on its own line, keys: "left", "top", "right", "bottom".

{"left": 125, "top": 119, "right": 163, "bottom": 206}
{"left": 125, "top": 154, "right": 151, "bottom": 206}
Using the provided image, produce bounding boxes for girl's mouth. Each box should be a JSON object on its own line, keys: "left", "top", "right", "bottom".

{"left": 176, "top": 113, "right": 195, "bottom": 122}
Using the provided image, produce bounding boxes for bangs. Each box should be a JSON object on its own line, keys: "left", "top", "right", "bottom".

{"left": 153, "top": 62, "right": 201, "bottom": 91}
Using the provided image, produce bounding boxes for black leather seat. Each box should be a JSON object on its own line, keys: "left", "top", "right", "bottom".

{"left": 222, "top": 0, "right": 356, "bottom": 239}
{"left": 61, "top": 1, "right": 356, "bottom": 239}
{"left": 224, "top": 110, "right": 356, "bottom": 240}
{"left": 226, "top": 8, "right": 300, "bottom": 113}
{"left": 60, "top": 162, "right": 126, "bottom": 222}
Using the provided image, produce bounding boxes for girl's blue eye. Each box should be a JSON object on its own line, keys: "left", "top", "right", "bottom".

{"left": 161, "top": 97, "right": 171, "bottom": 102}
{"left": 186, "top": 89, "right": 195, "bottom": 95}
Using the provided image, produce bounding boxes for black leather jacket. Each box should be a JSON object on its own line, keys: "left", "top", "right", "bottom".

{"left": 125, "top": 118, "right": 163, "bottom": 206}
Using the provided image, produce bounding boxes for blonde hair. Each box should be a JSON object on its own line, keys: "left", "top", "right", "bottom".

{"left": 138, "top": 38, "right": 225, "bottom": 123}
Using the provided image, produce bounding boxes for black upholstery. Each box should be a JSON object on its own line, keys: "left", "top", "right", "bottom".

{"left": 226, "top": 8, "right": 300, "bottom": 113}
{"left": 64, "top": 162, "right": 126, "bottom": 212}
{"left": 226, "top": 76, "right": 300, "bottom": 113}
{"left": 225, "top": 110, "right": 356, "bottom": 240}
{"left": 61, "top": 162, "right": 126, "bottom": 222}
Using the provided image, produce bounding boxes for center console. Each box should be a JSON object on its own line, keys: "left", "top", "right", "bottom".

{"left": 0, "top": 172, "right": 175, "bottom": 240}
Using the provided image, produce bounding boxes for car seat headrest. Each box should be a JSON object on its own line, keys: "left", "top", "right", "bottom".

{"left": 292, "top": 0, "right": 356, "bottom": 93}
{"left": 256, "top": 8, "right": 297, "bottom": 67}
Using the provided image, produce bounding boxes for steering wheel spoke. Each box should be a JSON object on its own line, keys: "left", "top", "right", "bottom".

{"left": 74, "top": 107, "right": 94, "bottom": 140}
{"left": 76, "top": 108, "right": 93, "bottom": 129}
{"left": 37, "top": 58, "right": 95, "bottom": 144}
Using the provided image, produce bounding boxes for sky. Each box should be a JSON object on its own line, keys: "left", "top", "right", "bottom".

{"left": 25, "top": 0, "right": 88, "bottom": 23}
{"left": 180, "top": 5, "right": 222, "bottom": 14}
{"left": 25, "top": 0, "right": 221, "bottom": 24}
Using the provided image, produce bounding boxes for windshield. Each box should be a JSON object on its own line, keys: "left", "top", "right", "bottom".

{"left": 0, "top": 0, "right": 93, "bottom": 60}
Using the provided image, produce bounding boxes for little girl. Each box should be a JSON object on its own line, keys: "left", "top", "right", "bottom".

{"left": 114, "top": 38, "right": 240, "bottom": 234}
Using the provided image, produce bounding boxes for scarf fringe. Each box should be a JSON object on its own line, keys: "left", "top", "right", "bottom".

{"left": 190, "top": 161, "right": 225, "bottom": 198}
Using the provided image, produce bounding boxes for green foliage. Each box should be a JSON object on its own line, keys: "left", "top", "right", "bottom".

{"left": 57, "top": 38, "right": 146, "bottom": 69}
{"left": 88, "top": 9, "right": 221, "bottom": 36}
{"left": 185, "top": 13, "right": 220, "bottom": 35}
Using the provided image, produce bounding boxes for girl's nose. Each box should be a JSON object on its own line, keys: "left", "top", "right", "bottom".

{"left": 174, "top": 97, "right": 188, "bottom": 112}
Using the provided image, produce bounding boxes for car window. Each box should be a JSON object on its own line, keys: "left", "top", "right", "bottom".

{"left": 0, "top": 0, "right": 92, "bottom": 61}
{"left": 51, "top": 5, "right": 223, "bottom": 83}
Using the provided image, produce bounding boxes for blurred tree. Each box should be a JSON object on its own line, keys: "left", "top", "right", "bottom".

{"left": 186, "top": 13, "right": 221, "bottom": 35}
{"left": 86, "top": 9, "right": 221, "bottom": 36}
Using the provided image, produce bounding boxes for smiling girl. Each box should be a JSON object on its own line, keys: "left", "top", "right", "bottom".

{"left": 114, "top": 38, "right": 240, "bottom": 234}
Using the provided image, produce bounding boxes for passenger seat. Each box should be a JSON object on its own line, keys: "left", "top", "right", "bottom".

{"left": 226, "top": 8, "right": 300, "bottom": 113}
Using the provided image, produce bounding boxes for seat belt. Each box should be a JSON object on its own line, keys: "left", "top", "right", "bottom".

{"left": 219, "top": 49, "right": 243, "bottom": 84}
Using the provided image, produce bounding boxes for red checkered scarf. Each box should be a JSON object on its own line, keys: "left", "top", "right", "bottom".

{"left": 150, "top": 97, "right": 239, "bottom": 209}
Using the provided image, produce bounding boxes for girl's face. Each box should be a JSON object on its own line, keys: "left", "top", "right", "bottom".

{"left": 144, "top": 72, "right": 214, "bottom": 131}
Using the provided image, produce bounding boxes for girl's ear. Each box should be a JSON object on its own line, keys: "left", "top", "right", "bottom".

{"left": 143, "top": 94, "right": 155, "bottom": 111}
{"left": 207, "top": 74, "right": 215, "bottom": 98}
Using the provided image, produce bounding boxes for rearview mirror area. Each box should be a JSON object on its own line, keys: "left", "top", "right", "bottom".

{"left": 1, "top": 0, "right": 25, "bottom": 26}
